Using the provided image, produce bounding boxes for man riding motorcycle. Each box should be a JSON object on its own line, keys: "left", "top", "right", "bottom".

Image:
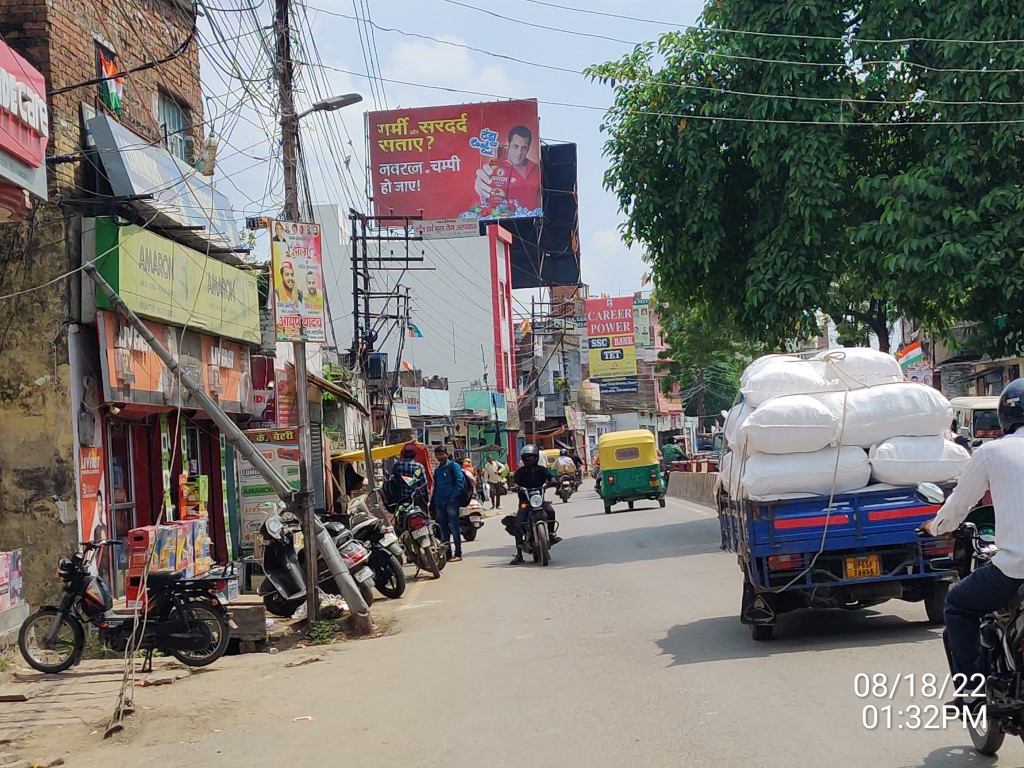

{"left": 553, "top": 448, "right": 578, "bottom": 489}
{"left": 920, "top": 378, "right": 1024, "bottom": 713}
{"left": 507, "top": 444, "right": 563, "bottom": 565}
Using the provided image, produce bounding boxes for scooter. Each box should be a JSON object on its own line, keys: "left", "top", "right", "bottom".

{"left": 459, "top": 498, "right": 485, "bottom": 542}
{"left": 258, "top": 512, "right": 376, "bottom": 617}
{"left": 349, "top": 495, "right": 407, "bottom": 599}
{"left": 19, "top": 540, "right": 234, "bottom": 674}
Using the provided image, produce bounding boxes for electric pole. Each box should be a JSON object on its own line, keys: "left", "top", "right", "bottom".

{"left": 275, "top": 0, "right": 318, "bottom": 624}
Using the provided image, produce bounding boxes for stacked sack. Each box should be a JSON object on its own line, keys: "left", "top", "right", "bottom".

{"left": 720, "top": 349, "right": 969, "bottom": 500}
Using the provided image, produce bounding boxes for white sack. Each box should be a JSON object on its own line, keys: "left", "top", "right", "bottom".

{"left": 741, "top": 395, "right": 840, "bottom": 454}
{"left": 724, "top": 401, "right": 756, "bottom": 450}
{"left": 741, "top": 447, "right": 871, "bottom": 498}
{"left": 813, "top": 348, "right": 904, "bottom": 389}
{"left": 740, "top": 354, "right": 802, "bottom": 388}
{"left": 821, "top": 383, "right": 953, "bottom": 449}
{"left": 741, "top": 360, "right": 832, "bottom": 407}
{"left": 869, "top": 436, "right": 970, "bottom": 485}
{"left": 718, "top": 452, "right": 735, "bottom": 492}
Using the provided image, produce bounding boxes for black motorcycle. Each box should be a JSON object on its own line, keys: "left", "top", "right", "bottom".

{"left": 915, "top": 483, "right": 1006, "bottom": 755}
{"left": 393, "top": 495, "right": 446, "bottom": 579}
{"left": 349, "top": 497, "right": 407, "bottom": 599}
{"left": 556, "top": 473, "right": 575, "bottom": 503}
{"left": 19, "top": 540, "right": 233, "bottom": 674}
{"left": 506, "top": 484, "right": 558, "bottom": 566}
{"left": 258, "top": 512, "right": 376, "bottom": 617}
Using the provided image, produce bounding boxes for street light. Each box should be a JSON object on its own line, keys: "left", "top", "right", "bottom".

{"left": 295, "top": 93, "right": 363, "bottom": 121}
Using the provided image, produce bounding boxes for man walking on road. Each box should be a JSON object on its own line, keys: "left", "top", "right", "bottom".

{"left": 431, "top": 446, "right": 465, "bottom": 562}
{"left": 484, "top": 455, "right": 508, "bottom": 510}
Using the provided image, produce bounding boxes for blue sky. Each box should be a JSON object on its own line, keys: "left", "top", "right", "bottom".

{"left": 202, "top": 0, "right": 707, "bottom": 297}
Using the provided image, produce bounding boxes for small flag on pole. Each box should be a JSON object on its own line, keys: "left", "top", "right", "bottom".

{"left": 407, "top": 323, "right": 424, "bottom": 338}
{"left": 402, "top": 360, "right": 414, "bottom": 371}
{"left": 517, "top": 318, "right": 531, "bottom": 335}
{"left": 896, "top": 340, "right": 924, "bottom": 370}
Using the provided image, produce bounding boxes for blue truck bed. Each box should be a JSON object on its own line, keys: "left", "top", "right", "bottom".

{"left": 718, "top": 485, "right": 952, "bottom": 639}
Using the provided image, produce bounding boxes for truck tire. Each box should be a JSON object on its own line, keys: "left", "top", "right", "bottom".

{"left": 750, "top": 624, "right": 774, "bottom": 641}
{"left": 925, "top": 581, "right": 949, "bottom": 625}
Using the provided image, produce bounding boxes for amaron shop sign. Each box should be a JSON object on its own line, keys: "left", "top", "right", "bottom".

{"left": 367, "top": 99, "right": 541, "bottom": 237}
{"left": 0, "top": 37, "right": 48, "bottom": 210}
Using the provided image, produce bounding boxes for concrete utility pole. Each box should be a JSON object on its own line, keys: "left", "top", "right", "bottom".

{"left": 275, "top": 0, "right": 369, "bottom": 626}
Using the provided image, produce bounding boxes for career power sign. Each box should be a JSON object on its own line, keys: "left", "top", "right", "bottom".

{"left": 586, "top": 296, "right": 637, "bottom": 386}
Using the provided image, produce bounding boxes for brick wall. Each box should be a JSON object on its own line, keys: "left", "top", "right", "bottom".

{"left": 0, "top": 0, "right": 203, "bottom": 605}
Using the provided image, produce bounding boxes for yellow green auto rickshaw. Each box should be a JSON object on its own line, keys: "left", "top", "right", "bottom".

{"left": 597, "top": 429, "right": 666, "bottom": 514}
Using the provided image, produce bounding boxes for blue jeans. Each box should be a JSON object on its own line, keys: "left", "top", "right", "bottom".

{"left": 436, "top": 499, "right": 462, "bottom": 557}
{"left": 944, "top": 563, "right": 1024, "bottom": 681}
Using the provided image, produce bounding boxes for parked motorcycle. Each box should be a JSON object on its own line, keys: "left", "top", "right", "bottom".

{"left": 19, "top": 540, "right": 233, "bottom": 674}
{"left": 349, "top": 496, "right": 407, "bottom": 599}
{"left": 394, "top": 495, "right": 447, "bottom": 579}
{"left": 556, "top": 473, "right": 576, "bottom": 503}
{"left": 459, "top": 498, "right": 485, "bottom": 542}
{"left": 258, "top": 512, "right": 376, "bottom": 617}
{"left": 507, "top": 484, "right": 558, "bottom": 566}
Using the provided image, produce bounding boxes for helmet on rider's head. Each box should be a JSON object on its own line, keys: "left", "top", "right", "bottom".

{"left": 998, "top": 378, "right": 1024, "bottom": 435}
{"left": 560, "top": 449, "right": 569, "bottom": 456}
{"left": 521, "top": 444, "right": 539, "bottom": 464}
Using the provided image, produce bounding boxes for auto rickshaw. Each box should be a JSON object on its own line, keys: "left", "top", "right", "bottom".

{"left": 597, "top": 429, "right": 666, "bottom": 514}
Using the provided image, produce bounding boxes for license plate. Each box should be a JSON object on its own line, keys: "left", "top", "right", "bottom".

{"left": 380, "top": 532, "right": 398, "bottom": 547}
{"left": 412, "top": 527, "right": 431, "bottom": 541}
{"left": 649, "top": 479, "right": 661, "bottom": 486}
{"left": 844, "top": 554, "right": 881, "bottom": 579}
{"left": 355, "top": 567, "right": 374, "bottom": 583}
{"left": 469, "top": 515, "right": 482, "bottom": 523}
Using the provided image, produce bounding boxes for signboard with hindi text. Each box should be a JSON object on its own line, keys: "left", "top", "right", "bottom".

{"left": 368, "top": 100, "right": 542, "bottom": 234}
{"left": 270, "top": 220, "right": 326, "bottom": 343}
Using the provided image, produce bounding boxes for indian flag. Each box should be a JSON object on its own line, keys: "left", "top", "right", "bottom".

{"left": 896, "top": 340, "right": 924, "bottom": 370}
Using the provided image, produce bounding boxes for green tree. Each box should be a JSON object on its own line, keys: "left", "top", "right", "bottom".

{"left": 587, "top": 0, "right": 1024, "bottom": 355}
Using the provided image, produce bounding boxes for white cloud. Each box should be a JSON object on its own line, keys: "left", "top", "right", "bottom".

{"left": 584, "top": 228, "right": 646, "bottom": 296}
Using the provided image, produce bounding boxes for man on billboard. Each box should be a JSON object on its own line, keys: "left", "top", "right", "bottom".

{"left": 473, "top": 125, "right": 542, "bottom": 214}
{"left": 275, "top": 261, "right": 303, "bottom": 305}
{"left": 304, "top": 271, "right": 323, "bottom": 314}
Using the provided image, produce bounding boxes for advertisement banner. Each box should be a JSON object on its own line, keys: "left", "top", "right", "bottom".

{"left": 587, "top": 296, "right": 637, "bottom": 380}
{"left": 237, "top": 429, "right": 301, "bottom": 553}
{"left": 94, "top": 219, "right": 259, "bottom": 344}
{"left": 271, "top": 220, "right": 326, "bottom": 343}
{"left": 600, "top": 377, "right": 639, "bottom": 395}
{"left": 79, "top": 446, "right": 107, "bottom": 544}
{"left": 634, "top": 294, "right": 652, "bottom": 349}
{"left": 368, "top": 99, "right": 542, "bottom": 229}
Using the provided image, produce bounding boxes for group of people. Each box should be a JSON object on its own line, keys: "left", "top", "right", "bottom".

{"left": 387, "top": 441, "right": 564, "bottom": 565}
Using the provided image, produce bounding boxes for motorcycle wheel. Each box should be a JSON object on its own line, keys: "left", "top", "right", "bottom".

{"left": 462, "top": 525, "right": 478, "bottom": 542}
{"left": 420, "top": 546, "right": 441, "bottom": 579}
{"left": 374, "top": 553, "right": 407, "bottom": 599}
{"left": 536, "top": 524, "right": 550, "bottom": 566}
{"left": 19, "top": 608, "right": 84, "bottom": 674}
{"left": 358, "top": 582, "right": 375, "bottom": 608}
{"left": 168, "top": 601, "right": 230, "bottom": 668}
{"left": 968, "top": 701, "right": 1004, "bottom": 755}
{"left": 263, "top": 591, "right": 303, "bottom": 618}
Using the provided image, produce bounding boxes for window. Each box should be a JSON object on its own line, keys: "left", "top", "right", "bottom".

{"left": 614, "top": 447, "right": 640, "bottom": 461}
{"left": 158, "top": 92, "right": 190, "bottom": 162}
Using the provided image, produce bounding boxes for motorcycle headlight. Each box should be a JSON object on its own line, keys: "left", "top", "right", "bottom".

{"left": 529, "top": 494, "right": 543, "bottom": 508}
{"left": 264, "top": 516, "right": 284, "bottom": 540}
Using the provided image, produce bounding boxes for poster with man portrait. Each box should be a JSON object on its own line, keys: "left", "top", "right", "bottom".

{"left": 270, "top": 220, "right": 326, "bottom": 343}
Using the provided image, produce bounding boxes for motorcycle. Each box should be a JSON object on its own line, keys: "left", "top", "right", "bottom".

{"left": 506, "top": 484, "right": 559, "bottom": 566}
{"left": 393, "top": 494, "right": 447, "bottom": 579}
{"left": 914, "top": 482, "right": 1005, "bottom": 755}
{"left": 459, "top": 498, "right": 485, "bottom": 542}
{"left": 556, "top": 473, "right": 576, "bottom": 503}
{"left": 258, "top": 511, "right": 376, "bottom": 617}
{"left": 348, "top": 495, "right": 407, "bottom": 599}
{"left": 19, "top": 540, "right": 233, "bottom": 674}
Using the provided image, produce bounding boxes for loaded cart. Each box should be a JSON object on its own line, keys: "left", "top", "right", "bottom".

{"left": 719, "top": 485, "right": 955, "bottom": 640}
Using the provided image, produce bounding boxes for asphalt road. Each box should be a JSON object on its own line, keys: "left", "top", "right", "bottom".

{"left": 68, "top": 486, "right": 1022, "bottom": 768}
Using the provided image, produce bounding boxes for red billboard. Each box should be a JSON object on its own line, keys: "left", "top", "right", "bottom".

{"left": 368, "top": 100, "right": 541, "bottom": 235}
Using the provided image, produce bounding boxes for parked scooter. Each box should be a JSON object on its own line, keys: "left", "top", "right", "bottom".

{"left": 459, "top": 498, "right": 485, "bottom": 542}
{"left": 19, "top": 540, "right": 233, "bottom": 673}
{"left": 348, "top": 495, "right": 407, "bottom": 599}
{"left": 258, "top": 511, "right": 376, "bottom": 617}
{"left": 393, "top": 492, "right": 447, "bottom": 579}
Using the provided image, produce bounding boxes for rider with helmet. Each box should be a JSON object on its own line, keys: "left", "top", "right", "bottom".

{"left": 508, "top": 444, "right": 562, "bottom": 565}
{"left": 921, "top": 378, "right": 1024, "bottom": 712}
{"left": 553, "top": 448, "right": 578, "bottom": 487}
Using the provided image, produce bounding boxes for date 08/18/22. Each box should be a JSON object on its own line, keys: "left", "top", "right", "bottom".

{"left": 854, "top": 672, "right": 986, "bottom": 700}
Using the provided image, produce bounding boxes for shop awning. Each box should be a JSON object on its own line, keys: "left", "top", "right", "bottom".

{"left": 332, "top": 443, "right": 406, "bottom": 463}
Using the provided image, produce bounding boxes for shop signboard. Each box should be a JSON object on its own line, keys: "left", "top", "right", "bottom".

{"left": 0, "top": 38, "right": 48, "bottom": 202}
{"left": 402, "top": 386, "right": 421, "bottom": 416}
{"left": 237, "top": 428, "right": 301, "bottom": 553}
{"left": 94, "top": 219, "right": 259, "bottom": 344}
{"left": 96, "top": 310, "right": 253, "bottom": 413}
{"left": 367, "top": 99, "right": 542, "bottom": 235}
{"left": 587, "top": 296, "right": 637, "bottom": 390}
{"left": 633, "top": 294, "right": 652, "bottom": 349}
{"left": 270, "top": 220, "right": 326, "bottom": 343}
{"left": 78, "top": 446, "right": 107, "bottom": 545}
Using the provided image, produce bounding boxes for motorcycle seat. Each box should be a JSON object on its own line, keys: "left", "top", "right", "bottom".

{"left": 147, "top": 571, "right": 185, "bottom": 589}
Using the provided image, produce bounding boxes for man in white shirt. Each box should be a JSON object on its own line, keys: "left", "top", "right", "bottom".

{"left": 553, "top": 449, "right": 577, "bottom": 478}
{"left": 921, "top": 380, "right": 1024, "bottom": 707}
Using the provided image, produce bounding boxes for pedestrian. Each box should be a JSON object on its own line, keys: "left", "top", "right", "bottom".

{"left": 483, "top": 455, "right": 508, "bottom": 510}
{"left": 431, "top": 446, "right": 465, "bottom": 562}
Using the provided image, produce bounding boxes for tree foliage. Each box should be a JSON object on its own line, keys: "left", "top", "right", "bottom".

{"left": 588, "top": 0, "right": 1024, "bottom": 355}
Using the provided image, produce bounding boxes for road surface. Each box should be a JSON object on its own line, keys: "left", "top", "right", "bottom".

{"left": 65, "top": 487, "right": 1014, "bottom": 768}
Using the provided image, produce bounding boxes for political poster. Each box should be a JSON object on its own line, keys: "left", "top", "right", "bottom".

{"left": 237, "top": 429, "right": 301, "bottom": 554}
{"left": 271, "top": 220, "right": 326, "bottom": 343}
{"left": 587, "top": 296, "right": 637, "bottom": 383}
{"left": 367, "top": 100, "right": 542, "bottom": 235}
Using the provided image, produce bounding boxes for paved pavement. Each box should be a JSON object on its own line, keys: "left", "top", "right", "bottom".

{"left": 49, "top": 487, "right": 1024, "bottom": 767}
